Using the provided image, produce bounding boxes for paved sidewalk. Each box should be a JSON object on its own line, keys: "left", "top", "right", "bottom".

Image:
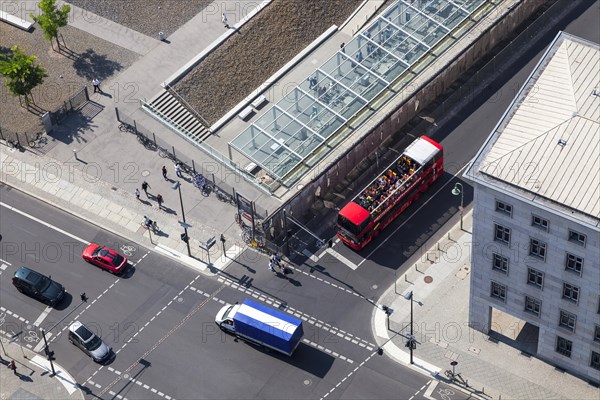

{"left": 0, "top": 340, "right": 84, "bottom": 400}
{"left": 0, "top": 148, "right": 245, "bottom": 274}
{"left": 373, "top": 211, "right": 600, "bottom": 400}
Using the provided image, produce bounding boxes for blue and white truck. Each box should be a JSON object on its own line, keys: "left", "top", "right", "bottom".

{"left": 215, "top": 299, "right": 304, "bottom": 356}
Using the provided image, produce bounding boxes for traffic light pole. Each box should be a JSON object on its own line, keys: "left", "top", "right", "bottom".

{"left": 40, "top": 329, "right": 56, "bottom": 376}
{"left": 173, "top": 181, "right": 192, "bottom": 257}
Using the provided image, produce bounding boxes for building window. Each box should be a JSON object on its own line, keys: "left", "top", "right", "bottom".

{"left": 594, "top": 325, "right": 600, "bottom": 343}
{"left": 490, "top": 281, "right": 506, "bottom": 302}
{"left": 592, "top": 351, "right": 600, "bottom": 371}
{"left": 556, "top": 336, "right": 572, "bottom": 358}
{"left": 524, "top": 296, "right": 541, "bottom": 316}
{"left": 529, "top": 238, "right": 547, "bottom": 260}
{"left": 568, "top": 230, "right": 586, "bottom": 247}
{"left": 527, "top": 268, "right": 544, "bottom": 289}
{"left": 558, "top": 310, "right": 576, "bottom": 332}
{"left": 492, "top": 253, "right": 509, "bottom": 274}
{"left": 531, "top": 215, "right": 549, "bottom": 231}
{"left": 494, "top": 224, "right": 511, "bottom": 245}
{"left": 495, "top": 200, "right": 513, "bottom": 216}
{"left": 565, "top": 253, "right": 583, "bottom": 275}
{"left": 562, "top": 283, "right": 580, "bottom": 304}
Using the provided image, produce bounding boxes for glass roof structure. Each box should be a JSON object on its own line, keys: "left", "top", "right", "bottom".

{"left": 230, "top": 0, "right": 500, "bottom": 187}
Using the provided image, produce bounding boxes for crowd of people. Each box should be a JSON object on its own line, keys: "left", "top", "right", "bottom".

{"left": 355, "top": 155, "right": 422, "bottom": 216}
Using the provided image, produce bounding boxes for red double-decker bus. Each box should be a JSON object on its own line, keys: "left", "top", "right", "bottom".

{"left": 336, "top": 136, "right": 443, "bottom": 250}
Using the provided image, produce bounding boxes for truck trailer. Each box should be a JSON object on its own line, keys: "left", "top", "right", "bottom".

{"left": 215, "top": 299, "right": 304, "bottom": 356}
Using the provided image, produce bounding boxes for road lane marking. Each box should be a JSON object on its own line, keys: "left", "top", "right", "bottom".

{"left": 320, "top": 349, "right": 379, "bottom": 399}
{"left": 195, "top": 279, "right": 376, "bottom": 350}
{"left": 33, "top": 306, "right": 52, "bottom": 327}
{"left": 424, "top": 380, "right": 439, "bottom": 399}
{"left": 357, "top": 164, "right": 469, "bottom": 266}
{"left": 0, "top": 259, "right": 12, "bottom": 265}
{"left": 324, "top": 247, "right": 359, "bottom": 270}
{"left": 0, "top": 202, "right": 89, "bottom": 245}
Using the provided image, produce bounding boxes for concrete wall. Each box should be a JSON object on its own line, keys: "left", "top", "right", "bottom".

{"left": 267, "top": 0, "right": 551, "bottom": 237}
{"left": 469, "top": 184, "right": 600, "bottom": 384}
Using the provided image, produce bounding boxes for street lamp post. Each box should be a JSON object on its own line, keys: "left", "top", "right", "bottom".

{"left": 172, "top": 181, "right": 192, "bottom": 257}
{"left": 403, "top": 291, "right": 415, "bottom": 364}
{"left": 451, "top": 182, "right": 464, "bottom": 231}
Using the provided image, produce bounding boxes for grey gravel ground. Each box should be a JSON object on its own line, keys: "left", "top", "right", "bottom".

{"left": 173, "top": 0, "right": 364, "bottom": 125}
{"left": 0, "top": 23, "right": 138, "bottom": 136}
{"left": 66, "top": 0, "right": 211, "bottom": 39}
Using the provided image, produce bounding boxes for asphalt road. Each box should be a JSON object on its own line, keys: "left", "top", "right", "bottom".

{"left": 0, "top": 187, "right": 446, "bottom": 400}
{"left": 1, "top": 2, "right": 596, "bottom": 400}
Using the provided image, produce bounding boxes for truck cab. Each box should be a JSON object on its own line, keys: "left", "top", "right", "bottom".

{"left": 215, "top": 303, "right": 238, "bottom": 332}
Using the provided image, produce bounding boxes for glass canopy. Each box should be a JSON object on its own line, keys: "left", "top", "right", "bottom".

{"left": 230, "top": 0, "right": 495, "bottom": 186}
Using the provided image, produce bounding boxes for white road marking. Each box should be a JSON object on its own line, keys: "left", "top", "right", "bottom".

{"left": 200, "top": 279, "right": 376, "bottom": 350}
{"left": 358, "top": 164, "right": 469, "bottom": 266}
{"left": 324, "top": 247, "right": 359, "bottom": 270}
{"left": 31, "top": 355, "right": 78, "bottom": 394}
{"left": 33, "top": 306, "right": 53, "bottom": 327}
{"left": 0, "top": 259, "right": 12, "bottom": 265}
{"left": 424, "top": 380, "right": 438, "bottom": 399}
{"left": 0, "top": 202, "right": 90, "bottom": 245}
{"left": 33, "top": 332, "right": 51, "bottom": 352}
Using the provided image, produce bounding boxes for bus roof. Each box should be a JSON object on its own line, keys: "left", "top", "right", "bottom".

{"left": 404, "top": 137, "right": 440, "bottom": 165}
{"left": 338, "top": 201, "right": 371, "bottom": 225}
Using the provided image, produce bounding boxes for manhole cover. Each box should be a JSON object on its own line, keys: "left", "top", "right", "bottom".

{"left": 372, "top": 284, "right": 378, "bottom": 290}
{"left": 424, "top": 276, "right": 433, "bottom": 284}
{"left": 303, "top": 379, "right": 311, "bottom": 386}
{"left": 141, "top": 170, "right": 150, "bottom": 177}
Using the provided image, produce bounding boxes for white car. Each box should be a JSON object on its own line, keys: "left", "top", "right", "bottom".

{"left": 68, "top": 321, "right": 111, "bottom": 363}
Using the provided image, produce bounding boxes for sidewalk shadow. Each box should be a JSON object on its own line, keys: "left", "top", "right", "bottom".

{"left": 47, "top": 109, "right": 100, "bottom": 147}
{"left": 160, "top": 207, "right": 177, "bottom": 216}
{"left": 72, "top": 49, "right": 124, "bottom": 80}
{"left": 18, "top": 373, "right": 33, "bottom": 382}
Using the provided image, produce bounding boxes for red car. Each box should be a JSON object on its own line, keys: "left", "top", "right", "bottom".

{"left": 82, "top": 244, "right": 128, "bottom": 274}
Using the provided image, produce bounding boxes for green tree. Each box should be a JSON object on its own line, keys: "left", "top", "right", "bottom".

{"left": 31, "top": 0, "right": 71, "bottom": 51}
{"left": 0, "top": 45, "right": 48, "bottom": 106}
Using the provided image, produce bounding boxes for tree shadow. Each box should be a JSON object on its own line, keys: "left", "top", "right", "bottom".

{"left": 72, "top": 49, "right": 124, "bottom": 80}
{"left": 47, "top": 109, "right": 99, "bottom": 146}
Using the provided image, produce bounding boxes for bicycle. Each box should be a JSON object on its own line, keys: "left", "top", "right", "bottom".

{"left": 6, "top": 138, "right": 23, "bottom": 150}
{"left": 118, "top": 122, "right": 136, "bottom": 133}
{"left": 137, "top": 133, "right": 158, "bottom": 151}
{"left": 193, "top": 173, "right": 210, "bottom": 196}
{"left": 241, "top": 226, "right": 266, "bottom": 250}
{"left": 27, "top": 132, "right": 46, "bottom": 148}
{"left": 214, "top": 187, "right": 235, "bottom": 205}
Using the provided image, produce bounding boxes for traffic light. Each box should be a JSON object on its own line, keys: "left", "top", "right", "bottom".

{"left": 180, "top": 233, "right": 189, "bottom": 243}
{"left": 44, "top": 347, "right": 55, "bottom": 360}
{"left": 80, "top": 293, "right": 88, "bottom": 302}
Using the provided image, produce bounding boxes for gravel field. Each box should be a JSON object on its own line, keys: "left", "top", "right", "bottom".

{"left": 0, "top": 24, "right": 138, "bottom": 136}
{"left": 173, "top": 0, "right": 363, "bottom": 125}
{"left": 66, "top": 0, "right": 211, "bottom": 39}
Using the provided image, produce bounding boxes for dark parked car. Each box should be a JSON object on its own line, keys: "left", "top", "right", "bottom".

{"left": 68, "top": 321, "right": 112, "bottom": 363}
{"left": 12, "top": 267, "right": 65, "bottom": 307}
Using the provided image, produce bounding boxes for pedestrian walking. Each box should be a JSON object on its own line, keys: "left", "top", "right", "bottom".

{"left": 156, "top": 194, "right": 164, "bottom": 210}
{"left": 135, "top": 188, "right": 141, "bottom": 200}
{"left": 141, "top": 181, "right": 151, "bottom": 197}
{"left": 8, "top": 360, "right": 17, "bottom": 375}
{"left": 175, "top": 163, "right": 183, "bottom": 178}
{"left": 162, "top": 165, "right": 168, "bottom": 180}
{"left": 340, "top": 42, "right": 345, "bottom": 53}
{"left": 222, "top": 13, "right": 229, "bottom": 28}
{"left": 92, "top": 78, "right": 102, "bottom": 93}
{"left": 268, "top": 261, "right": 277, "bottom": 275}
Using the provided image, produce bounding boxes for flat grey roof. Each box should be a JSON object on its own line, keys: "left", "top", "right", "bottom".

{"left": 230, "top": 0, "right": 497, "bottom": 186}
{"left": 468, "top": 32, "right": 600, "bottom": 224}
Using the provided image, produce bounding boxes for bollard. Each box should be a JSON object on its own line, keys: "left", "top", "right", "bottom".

{"left": 73, "top": 149, "right": 78, "bottom": 160}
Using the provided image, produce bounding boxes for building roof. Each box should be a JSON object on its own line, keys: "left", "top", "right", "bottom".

{"left": 230, "top": 0, "right": 495, "bottom": 186}
{"left": 466, "top": 32, "right": 600, "bottom": 226}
